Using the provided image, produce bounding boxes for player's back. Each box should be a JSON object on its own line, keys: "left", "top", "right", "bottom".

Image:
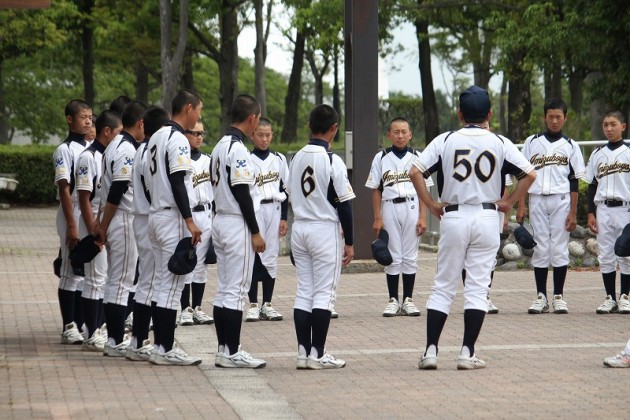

{"left": 288, "top": 144, "right": 338, "bottom": 222}
{"left": 100, "top": 134, "right": 135, "bottom": 213}
{"left": 132, "top": 142, "right": 151, "bottom": 215}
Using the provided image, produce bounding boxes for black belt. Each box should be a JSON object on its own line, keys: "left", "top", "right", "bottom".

{"left": 603, "top": 199, "right": 624, "bottom": 207}
{"left": 260, "top": 199, "right": 274, "bottom": 204}
{"left": 444, "top": 203, "right": 496, "bottom": 213}
{"left": 192, "top": 203, "right": 210, "bottom": 212}
{"left": 390, "top": 197, "right": 415, "bottom": 204}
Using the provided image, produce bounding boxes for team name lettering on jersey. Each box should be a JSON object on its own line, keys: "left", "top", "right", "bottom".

{"left": 529, "top": 153, "right": 569, "bottom": 169}
{"left": 596, "top": 161, "right": 630, "bottom": 178}
{"left": 381, "top": 170, "right": 411, "bottom": 187}
{"left": 192, "top": 170, "right": 211, "bottom": 188}
{"left": 255, "top": 171, "right": 280, "bottom": 187}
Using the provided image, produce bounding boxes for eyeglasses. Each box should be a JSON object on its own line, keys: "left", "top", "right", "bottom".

{"left": 186, "top": 130, "right": 206, "bottom": 138}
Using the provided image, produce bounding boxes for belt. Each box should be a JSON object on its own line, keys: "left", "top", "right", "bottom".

{"left": 444, "top": 203, "right": 496, "bottom": 213}
{"left": 388, "top": 197, "right": 415, "bottom": 204}
{"left": 602, "top": 199, "right": 628, "bottom": 207}
{"left": 260, "top": 199, "right": 274, "bottom": 204}
{"left": 192, "top": 203, "right": 210, "bottom": 212}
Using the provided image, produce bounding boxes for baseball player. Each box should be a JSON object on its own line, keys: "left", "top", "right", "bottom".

{"left": 366, "top": 116, "right": 433, "bottom": 317}
{"left": 245, "top": 117, "right": 289, "bottom": 322}
{"left": 125, "top": 105, "right": 171, "bottom": 361}
{"left": 145, "top": 89, "right": 203, "bottom": 366}
{"left": 210, "top": 94, "right": 266, "bottom": 368}
{"left": 289, "top": 104, "right": 355, "bottom": 370}
{"left": 75, "top": 110, "right": 122, "bottom": 352}
{"left": 178, "top": 121, "right": 215, "bottom": 327}
{"left": 585, "top": 110, "right": 630, "bottom": 314}
{"left": 411, "top": 86, "right": 536, "bottom": 370}
{"left": 53, "top": 99, "right": 92, "bottom": 345}
{"left": 95, "top": 101, "right": 146, "bottom": 357}
{"left": 516, "top": 98, "right": 586, "bottom": 314}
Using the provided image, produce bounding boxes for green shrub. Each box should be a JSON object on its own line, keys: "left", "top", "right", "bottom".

{"left": 0, "top": 145, "right": 58, "bottom": 204}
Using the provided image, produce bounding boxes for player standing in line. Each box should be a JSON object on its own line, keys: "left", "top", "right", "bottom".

{"left": 410, "top": 86, "right": 536, "bottom": 370}
{"left": 517, "top": 98, "right": 586, "bottom": 314}
{"left": 289, "top": 104, "right": 355, "bottom": 370}
{"left": 245, "top": 117, "right": 289, "bottom": 322}
{"left": 75, "top": 110, "right": 122, "bottom": 351}
{"left": 585, "top": 111, "right": 630, "bottom": 314}
{"left": 125, "top": 106, "right": 171, "bottom": 362}
{"left": 366, "top": 117, "right": 432, "bottom": 317}
{"left": 95, "top": 101, "right": 146, "bottom": 356}
{"left": 53, "top": 99, "right": 92, "bottom": 344}
{"left": 178, "top": 121, "right": 215, "bottom": 327}
{"left": 145, "top": 89, "right": 202, "bottom": 366}
{"left": 210, "top": 94, "right": 267, "bottom": 369}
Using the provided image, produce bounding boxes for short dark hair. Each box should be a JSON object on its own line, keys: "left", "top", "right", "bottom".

{"left": 143, "top": 106, "right": 171, "bottom": 138}
{"left": 172, "top": 89, "right": 203, "bottom": 116}
{"left": 389, "top": 117, "right": 410, "bottom": 130}
{"left": 258, "top": 117, "right": 272, "bottom": 127}
{"left": 604, "top": 110, "right": 626, "bottom": 125}
{"left": 544, "top": 98, "right": 568, "bottom": 116}
{"left": 65, "top": 99, "right": 91, "bottom": 118}
{"left": 121, "top": 101, "right": 147, "bottom": 128}
{"left": 309, "top": 104, "right": 339, "bottom": 135}
{"left": 231, "top": 94, "right": 261, "bottom": 124}
{"left": 109, "top": 95, "right": 132, "bottom": 116}
{"left": 95, "top": 110, "right": 122, "bottom": 136}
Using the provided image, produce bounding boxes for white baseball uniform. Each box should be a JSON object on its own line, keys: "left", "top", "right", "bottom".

{"left": 288, "top": 141, "right": 356, "bottom": 312}
{"left": 414, "top": 127, "right": 534, "bottom": 314}
{"left": 210, "top": 128, "right": 259, "bottom": 311}
{"left": 53, "top": 133, "right": 87, "bottom": 292}
{"left": 187, "top": 150, "right": 213, "bottom": 286}
{"left": 251, "top": 149, "right": 289, "bottom": 279}
{"left": 131, "top": 140, "right": 155, "bottom": 306}
{"left": 365, "top": 147, "right": 434, "bottom": 275}
{"left": 585, "top": 142, "right": 630, "bottom": 273}
{"left": 146, "top": 123, "right": 194, "bottom": 311}
{"left": 521, "top": 133, "right": 586, "bottom": 267}
{"left": 99, "top": 131, "right": 138, "bottom": 306}
{"left": 75, "top": 141, "right": 107, "bottom": 300}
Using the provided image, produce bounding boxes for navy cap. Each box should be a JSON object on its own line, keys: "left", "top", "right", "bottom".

{"left": 459, "top": 86, "right": 491, "bottom": 121}
{"left": 371, "top": 229, "right": 393, "bottom": 266}
{"left": 204, "top": 238, "right": 217, "bottom": 264}
{"left": 615, "top": 223, "right": 630, "bottom": 257}
{"left": 514, "top": 222, "right": 537, "bottom": 250}
{"left": 168, "top": 238, "right": 197, "bottom": 275}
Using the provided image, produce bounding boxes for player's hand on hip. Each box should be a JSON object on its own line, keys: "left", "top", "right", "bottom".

{"left": 279, "top": 220, "right": 288, "bottom": 237}
{"left": 372, "top": 218, "right": 384, "bottom": 237}
{"left": 427, "top": 201, "right": 445, "bottom": 219}
{"left": 496, "top": 199, "right": 512, "bottom": 214}
{"left": 565, "top": 213, "right": 577, "bottom": 232}
{"left": 252, "top": 233, "right": 266, "bottom": 253}
{"left": 342, "top": 244, "right": 354, "bottom": 267}
{"left": 587, "top": 213, "right": 598, "bottom": 234}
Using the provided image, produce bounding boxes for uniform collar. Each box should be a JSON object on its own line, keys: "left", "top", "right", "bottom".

{"left": 226, "top": 126, "right": 246, "bottom": 141}
{"left": 88, "top": 139, "right": 106, "bottom": 154}
{"left": 309, "top": 138, "right": 329, "bottom": 150}
{"left": 166, "top": 121, "right": 185, "bottom": 135}
{"left": 120, "top": 130, "right": 139, "bottom": 150}
{"left": 252, "top": 148, "right": 271, "bottom": 160}
{"left": 607, "top": 140, "right": 626, "bottom": 150}
{"left": 65, "top": 131, "right": 86, "bottom": 146}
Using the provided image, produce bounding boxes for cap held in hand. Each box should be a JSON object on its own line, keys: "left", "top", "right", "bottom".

{"left": 514, "top": 222, "right": 537, "bottom": 250}
{"left": 615, "top": 223, "right": 630, "bottom": 257}
{"left": 70, "top": 234, "right": 101, "bottom": 265}
{"left": 371, "top": 229, "right": 393, "bottom": 266}
{"left": 168, "top": 237, "right": 197, "bottom": 275}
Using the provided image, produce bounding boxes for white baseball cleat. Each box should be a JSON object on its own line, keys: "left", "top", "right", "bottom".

{"left": 383, "top": 297, "right": 401, "bottom": 317}
{"left": 603, "top": 351, "right": 630, "bottom": 368}
{"left": 617, "top": 294, "right": 630, "bottom": 314}
{"left": 149, "top": 346, "right": 202, "bottom": 366}
{"left": 457, "top": 354, "right": 486, "bottom": 370}
{"left": 124, "top": 312, "right": 133, "bottom": 333}
{"left": 330, "top": 307, "right": 339, "bottom": 319}
{"left": 179, "top": 307, "right": 194, "bottom": 326}
{"left": 400, "top": 297, "right": 420, "bottom": 316}
{"left": 193, "top": 306, "right": 214, "bottom": 324}
{"left": 103, "top": 338, "right": 130, "bottom": 357}
{"left": 216, "top": 345, "right": 266, "bottom": 369}
{"left": 418, "top": 354, "right": 438, "bottom": 370}
{"left": 61, "top": 321, "right": 84, "bottom": 345}
{"left": 528, "top": 293, "right": 549, "bottom": 314}
{"left": 306, "top": 351, "right": 345, "bottom": 369}
{"left": 487, "top": 299, "right": 499, "bottom": 314}
{"left": 260, "top": 302, "right": 283, "bottom": 321}
{"left": 596, "top": 295, "right": 618, "bottom": 314}
{"left": 81, "top": 328, "right": 106, "bottom": 352}
{"left": 125, "top": 339, "right": 152, "bottom": 361}
{"left": 552, "top": 294, "right": 568, "bottom": 314}
{"left": 245, "top": 303, "right": 261, "bottom": 322}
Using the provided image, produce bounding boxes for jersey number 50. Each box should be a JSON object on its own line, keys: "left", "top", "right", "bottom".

{"left": 453, "top": 149, "right": 496, "bottom": 182}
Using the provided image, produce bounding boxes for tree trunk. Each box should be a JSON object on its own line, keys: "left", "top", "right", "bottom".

{"left": 568, "top": 70, "right": 584, "bottom": 115}
{"left": 499, "top": 75, "right": 508, "bottom": 135}
{"left": 160, "top": 0, "right": 188, "bottom": 109}
{"left": 79, "top": 0, "right": 95, "bottom": 106}
{"left": 218, "top": 0, "right": 239, "bottom": 133}
{"left": 333, "top": 47, "right": 340, "bottom": 142}
{"left": 587, "top": 72, "right": 605, "bottom": 140}
{"left": 305, "top": 49, "right": 329, "bottom": 105}
{"left": 254, "top": 0, "right": 267, "bottom": 116}
{"left": 0, "top": 57, "right": 10, "bottom": 144}
{"left": 135, "top": 64, "right": 149, "bottom": 105}
{"left": 507, "top": 60, "right": 532, "bottom": 142}
{"left": 281, "top": 30, "right": 305, "bottom": 144}
{"left": 414, "top": 4, "right": 439, "bottom": 144}
{"left": 183, "top": 48, "right": 194, "bottom": 90}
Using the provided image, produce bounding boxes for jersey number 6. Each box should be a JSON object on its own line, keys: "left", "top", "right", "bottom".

{"left": 453, "top": 149, "right": 496, "bottom": 182}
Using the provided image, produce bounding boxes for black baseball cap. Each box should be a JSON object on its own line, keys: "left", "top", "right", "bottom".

{"left": 459, "top": 86, "right": 491, "bottom": 121}
{"left": 615, "top": 223, "right": 630, "bottom": 257}
{"left": 70, "top": 234, "right": 101, "bottom": 265}
{"left": 371, "top": 229, "right": 393, "bottom": 266}
{"left": 168, "top": 237, "right": 197, "bottom": 275}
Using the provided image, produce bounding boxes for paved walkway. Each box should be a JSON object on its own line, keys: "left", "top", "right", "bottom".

{"left": 1, "top": 206, "right": 629, "bottom": 419}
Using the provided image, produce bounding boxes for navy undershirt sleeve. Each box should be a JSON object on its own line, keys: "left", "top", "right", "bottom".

{"left": 587, "top": 181, "right": 598, "bottom": 214}
{"left": 230, "top": 184, "right": 260, "bottom": 234}
{"left": 337, "top": 200, "right": 353, "bottom": 246}
{"left": 107, "top": 180, "right": 129, "bottom": 205}
{"left": 168, "top": 170, "right": 192, "bottom": 219}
